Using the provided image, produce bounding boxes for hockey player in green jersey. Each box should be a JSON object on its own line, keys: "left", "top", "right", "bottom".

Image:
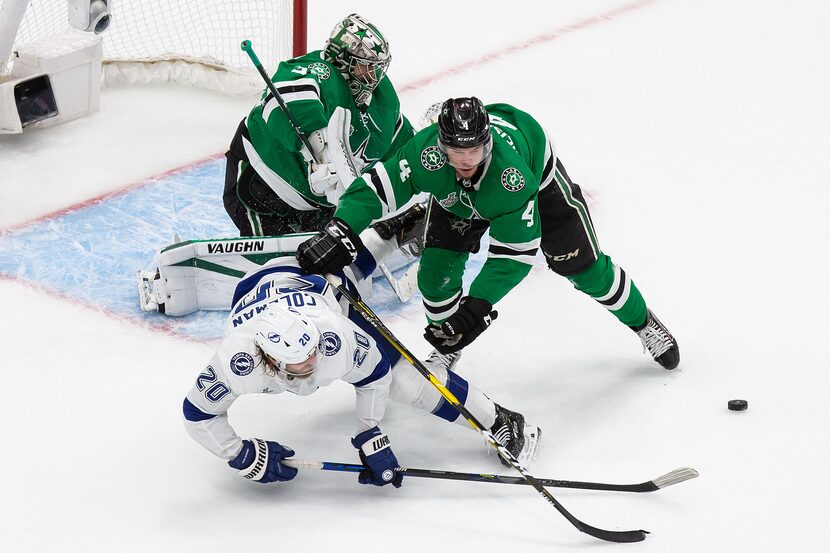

{"left": 296, "top": 98, "right": 679, "bottom": 370}
{"left": 222, "top": 13, "right": 415, "bottom": 236}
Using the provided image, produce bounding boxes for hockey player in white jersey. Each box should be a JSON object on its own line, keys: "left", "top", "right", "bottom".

{"left": 183, "top": 225, "right": 541, "bottom": 487}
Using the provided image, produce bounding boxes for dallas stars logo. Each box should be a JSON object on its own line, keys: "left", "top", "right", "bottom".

{"left": 307, "top": 62, "right": 330, "bottom": 80}
{"left": 450, "top": 218, "right": 472, "bottom": 235}
{"left": 501, "top": 167, "right": 525, "bottom": 192}
{"left": 352, "top": 135, "right": 376, "bottom": 168}
{"left": 420, "top": 146, "right": 446, "bottom": 171}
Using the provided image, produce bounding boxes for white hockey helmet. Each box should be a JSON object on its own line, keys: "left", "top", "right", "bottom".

{"left": 253, "top": 304, "right": 320, "bottom": 376}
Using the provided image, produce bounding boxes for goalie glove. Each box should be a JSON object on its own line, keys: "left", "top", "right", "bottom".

{"left": 424, "top": 296, "right": 498, "bottom": 354}
{"left": 228, "top": 438, "right": 298, "bottom": 483}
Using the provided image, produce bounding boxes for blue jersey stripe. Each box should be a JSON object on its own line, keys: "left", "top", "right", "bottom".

{"left": 351, "top": 358, "right": 391, "bottom": 388}
{"left": 183, "top": 398, "right": 217, "bottom": 422}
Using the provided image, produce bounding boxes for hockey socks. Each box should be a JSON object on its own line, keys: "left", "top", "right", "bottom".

{"left": 389, "top": 359, "right": 496, "bottom": 429}
{"left": 567, "top": 253, "right": 648, "bottom": 328}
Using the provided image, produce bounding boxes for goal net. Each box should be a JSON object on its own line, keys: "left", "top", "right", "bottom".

{"left": 2, "top": 0, "right": 306, "bottom": 95}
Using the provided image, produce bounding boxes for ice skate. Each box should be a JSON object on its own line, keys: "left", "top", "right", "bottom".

{"left": 423, "top": 348, "right": 462, "bottom": 373}
{"left": 489, "top": 404, "right": 542, "bottom": 467}
{"left": 632, "top": 309, "right": 679, "bottom": 369}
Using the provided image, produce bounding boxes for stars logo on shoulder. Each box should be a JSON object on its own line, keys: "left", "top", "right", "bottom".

{"left": 420, "top": 146, "right": 446, "bottom": 171}
{"left": 307, "top": 62, "right": 330, "bottom": 80}
{"left": 501, "top": 167, "right": 525, "bottom": 192}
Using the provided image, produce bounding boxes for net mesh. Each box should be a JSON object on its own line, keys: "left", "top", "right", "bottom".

{"left": 5, "top": 0, "right": 297, "bottom": 93}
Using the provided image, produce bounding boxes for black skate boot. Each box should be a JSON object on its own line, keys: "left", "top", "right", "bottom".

{"left": 631, "top": 309, "right": 679, "bottom": 370}
{"left": 490, "top": 404, "right": 542, "bottom": 467}
{"left": 423, "top": 348, "right": 462, "bottom": 372}
{"left": 371, "top": 202, "right": 427, "bottom": 256}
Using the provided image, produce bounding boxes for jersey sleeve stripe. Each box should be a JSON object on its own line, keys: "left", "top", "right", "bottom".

{"left": 366, "top": 165, "right": 397, "bottom": 217}
{"left": 261, "top": 79, "right": 321, "bottom": 119}
{"left": 241, "top": 135, "right": 320, "bottom": 211}
{"left": 183, "top": 398, "right": 217, "bottom": 422}
{"left": 272, "top": 77, "right": 321, "bottom": 97}
{"left": 351, "top": 358, "right": 391, "bottom": 388}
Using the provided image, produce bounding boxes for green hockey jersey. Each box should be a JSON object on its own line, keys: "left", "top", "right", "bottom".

{"left": 243, "top": 50, "right": 414, "bottom": 211}
{"left": 335, "top": 103, "right": 553, "bottom": 306}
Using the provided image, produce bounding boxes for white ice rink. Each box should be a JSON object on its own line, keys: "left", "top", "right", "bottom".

{"left": 1, "top": 0, "right": 829, "bottom": 551}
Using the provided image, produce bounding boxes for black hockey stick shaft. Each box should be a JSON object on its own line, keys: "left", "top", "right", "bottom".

{"left": 284, "top": 460, "right": 699, "bottom": 493}
{"left": 322, "top": 275, "right": 648, "bottom": 543}
{"left": 241, "top": 40, "right": 320, "bottom": 164}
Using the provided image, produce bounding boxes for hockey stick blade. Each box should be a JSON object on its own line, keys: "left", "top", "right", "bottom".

{"left": 283, "top": 460, "right": 698, "bottom": 493}
{"left": 378, "top": 262, "right": 418, "bottom": 303}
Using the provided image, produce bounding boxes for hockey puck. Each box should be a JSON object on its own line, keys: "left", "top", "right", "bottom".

{"left": 728, "top": 399, "right": 748, "bottom": 411}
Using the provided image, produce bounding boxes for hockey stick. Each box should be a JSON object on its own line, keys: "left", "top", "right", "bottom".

{"left": 284, "top": 460, "right": 699, "bottom": 493}
{"left": 323, "top": 274, "right": 648, "bottom": 543}
{"left": 241, "top": 40, "right": 320, "bottom": 164}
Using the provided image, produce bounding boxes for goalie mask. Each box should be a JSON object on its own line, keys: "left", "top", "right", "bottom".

{"left": 325, "top": 13, "right": 391, "bottom": 107}
{"left": 253, "top": 304, "right": 320, "bottom": 378}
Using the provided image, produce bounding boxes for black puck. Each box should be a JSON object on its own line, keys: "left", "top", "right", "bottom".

{"left": 728, "top": 399, "right": 748, "bottom": 411}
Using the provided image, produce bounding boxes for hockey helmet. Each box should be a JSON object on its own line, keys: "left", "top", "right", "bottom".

{"left": 325, "top": 14, "right": 391, "bottom": 106}
{"left": 437, "top": 97, "right": 491, "bottom": 150}
{"left": 253, "top": 303, "right": 320, "bottom": 377}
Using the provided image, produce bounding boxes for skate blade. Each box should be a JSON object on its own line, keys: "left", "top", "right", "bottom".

{"left": 517, "top": 423, "right": 542, "bottom": 466}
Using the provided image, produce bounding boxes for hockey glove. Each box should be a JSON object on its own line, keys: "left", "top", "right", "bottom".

{"left": 351, "top": 426, "right": 403, "bottom": 488}
{"left": 424, "top": 296, "right": 498, "bottom": 354}
{"left": 296, "top": 218, "right": 363, "bottom": 275}
{"left": 228, "top": 438, "right": 298, "bottom": 483}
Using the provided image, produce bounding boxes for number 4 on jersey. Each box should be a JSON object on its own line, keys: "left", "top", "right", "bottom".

{"left": 522, "top": 200, "right": 535, "bottom": 227}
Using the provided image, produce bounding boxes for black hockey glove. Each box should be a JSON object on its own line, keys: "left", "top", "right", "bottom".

{"left": 423, "top": 296, "right": 498, "bottom": 354}
{"left": 296, "top": 218, "right": 363, "bottom": 275}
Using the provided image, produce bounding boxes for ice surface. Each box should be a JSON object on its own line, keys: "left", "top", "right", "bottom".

{"left": 1, "top": 0, "right": 829, "bottom": 551}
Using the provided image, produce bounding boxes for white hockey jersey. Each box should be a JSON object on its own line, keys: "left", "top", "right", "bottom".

{"left": 183, "top": 258, "right": 391, "bottom": 460}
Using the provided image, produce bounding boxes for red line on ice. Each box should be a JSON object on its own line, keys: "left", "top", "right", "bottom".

{"left": 397, "top": 0, "right": 659, "bottom": 94}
